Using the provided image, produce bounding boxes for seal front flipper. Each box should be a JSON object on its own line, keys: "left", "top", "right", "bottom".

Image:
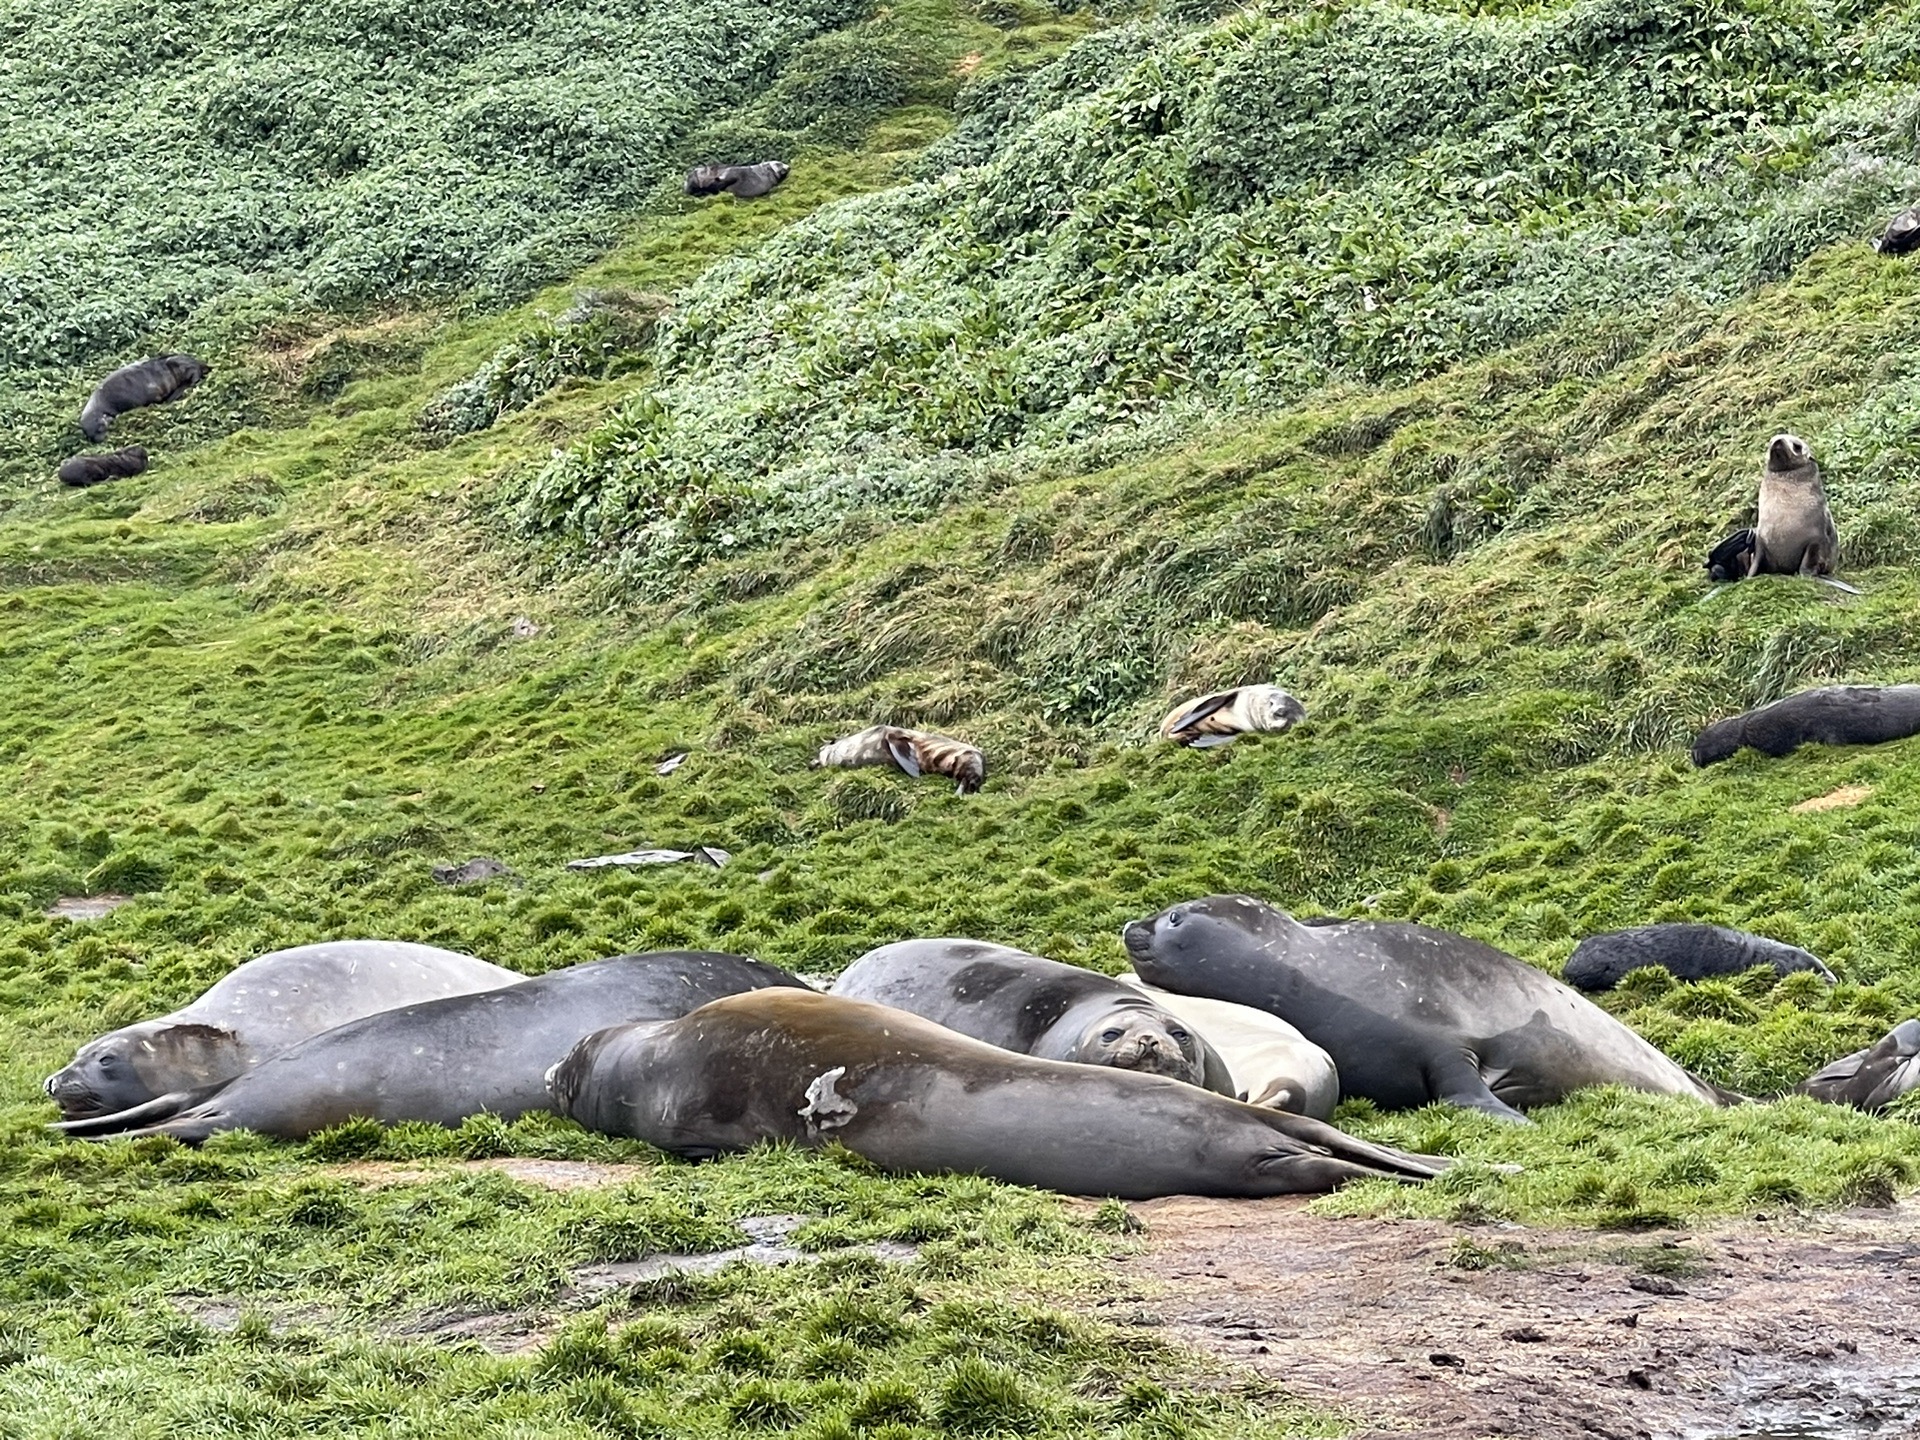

{"left": 47, "top": 1078, "right": 233, "bottom": 1137}
{"left": 884, "top": 733, "right": 922, "bottom": 778}
{"left": 1426, "top": 1053, "right": 1532, "bottom": 1124}
{"left": 1165, "top": 692, "right": 1237, "bottom": 736}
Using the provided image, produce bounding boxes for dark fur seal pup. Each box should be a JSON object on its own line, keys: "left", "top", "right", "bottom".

{"left": 684, "top": 163, "right": 728, "bottom": 196}
{"left": 1875, "top": 207, "right": 1920, "bottom": 256}
{"left": 79, "top": 354, "right": 212, "bottom": 441}
{"left": 1564, "top": 924, "right": 1835, "bottom": 992}
{"left": 44, "top": 940, "right": 521, "bottom": 1122}
{"left": 1690, "top": 684, "right": 1920, "bottom": 766}
{"left": 57, "top": 446, "right": 149, "bottom": 488}
{"left": 1796, "top": 1020, "right": 1920, "bottom": 1112}
{"left": 811, "top": 724, "right": 985, "bottom": 795}
{"left": 1704, "top": 528, "right": 1755, "bottom": 583}
{"left": 54, "top": 951, "right": 809, "bottom": 1142}
{"left": 1748, "top": 433, "right": 1837, "bottom": 580}
{"left": 830, "top": 939, "right": 1235, "bottom": 1095}
{"left": 549, "top": 989, "right": 1451, "bottom": 1198}
{"left": 1159, "top": 685, "right": 1306, "bottom": 748}
{"left": 1123, "top": 895, "right": 1732, "bottom": 1123}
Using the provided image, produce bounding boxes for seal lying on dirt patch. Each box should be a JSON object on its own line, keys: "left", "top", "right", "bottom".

{"left": 1117, "top": 977, "right": 1339, "bottom": 1118}
{"left": 549, "top": 989, "right": 1451, "bottom": 1198}
{"left": 810, "top": 724, "right": 985, "bottom": 795}
{"left": 45, "top": 940, "right": 522, "bottom": 1121}
{"left": 1690, "top": 685, "right": 1920, "bottom": 767}
{"left": 1159, "top": 685, "right": 1306, "bottom": 748}
{"left": 54, "top": 951, "right": 809, "bottom": 1142}
{"left": 1564, "top": 924, "right": 1835, "bottom": 992}
{"left": 1797, "top": 1020, "right": 1920, "bottom": 1112}
{"left": 56, "top": 446, "right": 148, "bottom": 488}
{"left": 831, "top": 939, "right": 1235, "bottom": 1095}
{"left": 79, "top": 354, "right": 211, "bottom": 440}
{"left": 1123, "top": 895, "right": 1733, "bottom": 1123}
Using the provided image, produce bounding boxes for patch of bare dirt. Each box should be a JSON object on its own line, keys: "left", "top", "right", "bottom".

{"left": 1089, "top": 1198, "right": 1920, "bottom": 1440}
{"left": 45, "top": 894, "right": 132, "bottom": 920}
{"left": 1792, "top": 784, "right": 1873, "bottom": 814}
{"left": 325, "top": 1158, "right": 646, "bottom": 1191}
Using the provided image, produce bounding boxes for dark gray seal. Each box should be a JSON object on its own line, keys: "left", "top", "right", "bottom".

{"left": 549, "top": 989, "right": 1451, "bottom": 1198}
{"left": 1875, "top": 206, "right": 1920, "bottom": 255}
{"left": 830, "top": 939, "right": 1234, "bottom": 1095}
{"left": 1691, "top": 685, "right": 1920, "bottom": 767}
{"left": 44, "top": 940, "right": 521, "bottom": 1122}
{"left": 1796, "top": 1020, "right": 1920, "bottom": 1112}
{"left": 1122, "top": 895, "right": 1731, "bottom": 1123}
{"left": 1564, "top": 924, "right": 1836, "bottom": 992}
{"left": 57, "top": 446, "right": 149, "bottom": 488}
{"left": 79, "top": 354, "right": 212, "bottom": 441}
{"left": 54, "top": 951, "right": 809, "bottom": 1142}
{"left": 1704, "top": 528, "right": 1754, "bottom": 583}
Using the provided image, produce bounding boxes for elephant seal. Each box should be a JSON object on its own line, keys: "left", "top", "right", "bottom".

{"left": 1160, "top": 685, "right": 1306, "bottom": 748}
{"left": 830, "top": 939, "right": 1234, "bottom": 1095}
{"left": 810, "top": 725, "right": 985, "bottom": 795}
{"left": 44, "top": 940, "right": 521, "bottom": 1122}
{"left": 1748, "top": 433, "right": 1837, "bottom": 580}
{"left": 1122, "top": 895, "right": 1731, "bottom": 1123}
{"left": 1875, "top": 206, "right": 1920, "bottom": 255}
{"left": 1690, "top": 684, "right": 1920, "bottom": 766}
{"left": 1564, "top": 924, "right": 1836, "bottom": 992}
{"left": 57, "top": 446, "right": 149, "bottom": 488}
{"left": 1796, "top": 1020, "right": 1920, "bottom": 1112}
{"left": 54, "top": 951, "right": 809, "bottom": 1142}
{"left": 1116, "top": 977, "right": 1339, "bottom": 1118}
{"left": 1704, "top": 528, "right": 1754, "bottom": 583}
{"left": 79, "top": 354, "right": 211, "bottom": 441}
{"left": 548, "top": 989, "right": 1450, "bottom": 1198}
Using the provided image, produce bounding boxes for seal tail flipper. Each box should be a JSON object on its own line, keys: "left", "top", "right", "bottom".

{"left": 46, "top": 1079, "right": 231, "bottom": 1138}
{"left": 1253, "top": 1110, "right": 1453, "bottom": 1182}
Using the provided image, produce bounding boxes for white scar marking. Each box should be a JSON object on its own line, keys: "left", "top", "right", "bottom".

{"left": 799, "top": 1066, "right": 858, "bottom": 1134}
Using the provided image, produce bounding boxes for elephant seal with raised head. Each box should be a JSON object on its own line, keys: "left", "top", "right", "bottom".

{"left": 54, "top": 951, "right": 809, "bottom": 1142}
{"left": 1796, "top": 1020, "right": 1920, "bottom": 1112}
{"left": 57, "top": 446, "right": 149, "bottom": 488}
{"left": 1117, "top": 976, "right": 1339, "bottom": 1118}
{"left": 79, "top": 354, "right": 211, "bottom": 441}
{"left": 1748, "top": 433, "right": 1837, "bottom": 580}
{"left": 1123, "top": 895, "right": 1732, "bottom": 1123}
{"left": 1690, "top": 685, "right": 1920, "bottom": 767}
{"left": 548, "top": 989, "right": 1450, "bottom": 1198}
{"left": 830, "top": 939, "right": 1234, "bottom": 1095}
{"left": 1564, "top": 924, "right": 1836, "bottom": 992}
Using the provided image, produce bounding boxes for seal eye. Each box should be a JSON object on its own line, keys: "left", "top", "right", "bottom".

{"left": 1166, "top": 909, "right": 1184, "bottom": 927}
{"left": 95, "top": 1055, "right": 115, "bottom": 1071}
{"left": 1100, "top": 1028, "right": 1124, "bottom": 1044}
{"left": 1169, "top": 1029, "right": 1189, "bottom": 1045}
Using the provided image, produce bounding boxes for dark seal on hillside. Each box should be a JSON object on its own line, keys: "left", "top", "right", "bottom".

{"left": 1703, "top": 528, "right": 1754, "bottom": 583}
{"left": 1564, "top": 924, "right": 1836, "bottom": 992}
{"left": 79, "top": 354, "right": 211, "bottom": 441}
{"left": 684, "top": 160, "right": 789, "bottom": 199}
{"left": 57, "top": 446, "right": 149, "bottom": 488}
{"left": 1690, "top": 685, "right": 1920, "bottom": 766}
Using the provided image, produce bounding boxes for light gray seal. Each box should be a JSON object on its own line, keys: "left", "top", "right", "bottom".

{"left": 1123, "top": 895, "right": 1733, "bottom": 1123}
{"left": 548, "top": 989, "right": 1451, "bottom": 1198}
{"left": 1796, "top": 1020, "right": 1920, "bottom": 1112}
{"left": 1747, "top": 432, "right": 1837, "bottom": 579}
{"left": 831, "top": 939, "right": 1234, "bottom": 1095}
{"left": 1117, "top": 977, "right": 1339, "bottom": 1118}
{"left": 45, "top": 939, "right": 522, "bottom": 1122}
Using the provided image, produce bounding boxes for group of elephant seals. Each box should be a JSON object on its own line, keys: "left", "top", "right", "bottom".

{"left": 57, "top": 446, "right": 149, "bottom": 488}
{"left": 1564, "top": 923, "right": 1835, "bottom": 992}
{"left": 1159, "top": 685, "right": 1306, "bottom": 748}
{"left": 831, "top": 939, "right": 1235, "bottom": 1095}
{"left": 1123, "top": 895, "right": 1732, "bottom": 1123}
{"left": 810, "top": 725, "right": 986, "bottom": 795}
{"left": 54, "top": 951, "right": 808, "bottom": 1143}
{"left": 1118, "top": 976, "right": 1339, "bottom": 1118}
{"left": 683, "top": 160, "right": 790, "bottom": 199}
{"left": 548, "top": 989, "right": 1450, "bottom": 1198}
{"left": 79, "top": 353, "right": 211, "bottom": 441}
{"left": 1797, "top": 1020, "right": 1920, "bottom": 1112}
{"left": 1690, "top": 684, "right": 1920, "bottom": 767}
{"left": 1749, "top": 433, "right": 1837, "bottom": 579}
{"left": 44, "top": 940, "right": 521, "bottom": 1122}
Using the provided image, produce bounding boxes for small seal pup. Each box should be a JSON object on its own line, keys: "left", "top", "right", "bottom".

{"left": 1796, "top": 1020, "right": 1920, "bottom": 1112}
{"left": 548, "top": 989, "right": 1451, "bottom": 1198}
{"left": 44, "top": 940, "right": 522, "bottom": 1122}
{"left": 811, "top": 725, "right": 985, "bottom": 795}
{"left": 79, "top": 354, "right": 212, "bottom": 441}
{"left": 1564, "top": 924, "right": 1835, "bottom": 992}
{"left": 1124, "top": 895, "right": 1733, "bottom": 1123}
{"left": 1747, "top": 433, "right": 1837, "bottom": 580}
{"left": 1704, "top": 528, "right": 1755, "bottom": 583}
{"left": 1875, "top": 206, "right": 1920, "bottom": 256}
{"left": 57, "top": 446, "right": 149, "bottom": 488}
{"left": 1691, "top": 684, "right": 1920, "bottom": 766}
{"left": 1117, "top": 976, "right": 1340, "bottom": 1118}
{"left": 830, "top": 939, "right": 1235, "bottom": 1094}
{"left": 1159, "top": 685, "right": 1306, "bottom": 748}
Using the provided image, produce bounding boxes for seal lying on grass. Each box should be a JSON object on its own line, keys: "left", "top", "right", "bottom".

{"left": 811, "top": 725, "right": 985, "bottom": 795}
{"left": 1690, "top": 685, "right": 1920, "bottom": 766}
{"left": 1159, "top": 685, "right": 1306, "bottom": 748}
{"left": 57, "top": 446, "right": 148, "bottom": 488}
{"left": 1564, "top": 924, "right": 1835, "bottom": 992}
{"left": 548, "top": 989, "right": 1450, "bottom": 1198}
{"left": 1117, "top": 977, "right": 1339, "bottom": 1118}
{"left": 79, "top": 354, "right": 211, "bottom": 441}
{"left": 684, "top": 160, "right": 789, "bottom": 198}
{"left": 1796, "top": 1020, "right": 1920, "bottom": 1112}
{"left": 1704, "top": 528, "right": 1755, "bottom": 583}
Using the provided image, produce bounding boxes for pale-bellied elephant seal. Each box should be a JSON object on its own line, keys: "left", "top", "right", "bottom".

{"left": 79, "top": 354, "right": 212, "bottom": 441}
{"left": 44, "top": 939, "right": 522, "bottom": 1122}
{"left": 1122, "top": 895, "right": 1732, "bottom": 1123}
{"left": 1564, "top": 924, "right": 1836, "bottom": 992}
{"left": 1796, "top": 1020, "right": 1920, "bottom": 1112}
{"left": 1690, "top": 684, "right": 1920, "bottom": 767}
{"left": 830, "top": 939, "right": 1234, "bottom": 1095}
{"left": 1704, "top": 528, "right": 1754, "bottom": 583}
{"left": 54, "top": 951, "right": 810, "bottom": 1143}
{"left": 1159, "top": 685, "right": 1306, "bottom": 748}
{"left": 1875, "top": 206, "right": 1920, "bottom": 255}
{"left": 1748, "top": 433, "right": 1837, "bottom": 580}
{"left": 1116, "top": 976, "right": 1339, "bottom": 1118}
{"left": 548, "top": 989, "right": 1451, "bottom": 1198}
{"left": 810, "top": 725, "right": 985, "bottom": 795}
{"left": 57, "top": 446, "right": 149, "bottom": 488}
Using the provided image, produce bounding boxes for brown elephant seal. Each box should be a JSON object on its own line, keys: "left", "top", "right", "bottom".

{"left": 1159, "top": 685, "right": 1306, "bottom": 748}
{"left": 53, "top": 951, "right": 809, "bottom": 1143}
{"left": 1690, "top": 684, "right": 1920, "bottom": 766}
{"left": 830, "top": 939, "right": 1235, "bottom": 1095}
{"left": 810, "top": 725, "right": 985, "bottom": 795}
{"left": 1123, "top": 895, "right": 1732, "bottom": 1123}
{"left": 548, "top": 990, "right": 1451, "bottom": 1198}
{"left": 44, "top": 940, "right": 521, "bottom": 1122}
{"left": 1747, "top": 433, "right": 1837, "bottom": 580}
{"left": 1116, "top": 977, "right": 1339, "bottom": 1118}
{"left": 1564, "top": 924, "right": 1835, "bottom": 992}
{"left": 79, "top": 354, "right": 211, "bottom": 441}
{"left": 1796, "top": 1020, "right": 1920, "bottom": 1112}
{"left": 57, "top": 446, "right": 149, "bottom": 488}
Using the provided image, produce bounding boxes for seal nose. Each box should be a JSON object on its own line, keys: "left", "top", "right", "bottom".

{"left": 43, "top": 1074, "right": 55, "bottom": 1096}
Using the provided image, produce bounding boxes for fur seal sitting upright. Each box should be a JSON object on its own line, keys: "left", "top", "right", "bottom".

{"left": 57, "top": 446, "right": 149, "bottom": 488}
{"left": 1690, "top": 684, "right": 1920, "bottom": 766}
{"left": 1796, "top": 1020, "right": 1920, "bottom": 1112}
{"left": 1704, "top": 528, "right": 1755, "bottom": 583}
{"left": 1875, "top": 206, "right": 1920, "bottom": 255}
{"left": 1564, "top": 924, "right": 1836, "bottom": 992}
{"left": 79, "top": 354, "right": 212, "bottom": 441}
{"left": 1117, "top": 977, "right": 1339, "bottom": 1118}
{"left": 830, "top": 939, "right": 1235, "bottom": 1095}
{"left": 811, "top": 725, "right": 985, "bottom": 795}
{"left": 1124, "top": 895, "right": 1732, "bottom": 1123}
{"left": 1748, "top": 433, "right": 1837, "bottom": 580}
{"left": 44, "top": 940, "right": 521, "bottom": 1122}
{"left": 549, "top": 989, "right": 1451, "bottom": 1198}
{"left": 1159, "top": 685, "right": 1306, "bottom": 748}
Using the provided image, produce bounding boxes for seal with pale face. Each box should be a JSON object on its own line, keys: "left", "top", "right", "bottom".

{"left": 1159, "top": 685, "right": 1306, "bottom": 748}
{"left": 1748, "top": 433, "right": 1837, "bottom": 579}
{"left": 1117, "top": 976, "right": 1339, "bottom": 1118}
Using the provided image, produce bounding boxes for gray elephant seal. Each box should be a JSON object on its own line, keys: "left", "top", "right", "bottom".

{"left": 45, "top": 940, "right": 521, "bottom": 1122}
{"left": 1690, "top": 684, "right": 1920, "bottom": 766}
{"left": 57, "top": 446, "right": 149, "bottom": 488}
{"left": 830, "top": 939, "right": 1234, "bottom": 1095}
{"left": 1117, "top": 977, "right": 1339, "bottom": 1118}
{"left": 1159, "top": 685, "right": 1306, "bottom": 748}
{"left": 1123, "top": 895, "right": 1731, "bottom": 1123}
{"left": 54, "top": 951, "right": 809, "bottom": 1142}
{"left": 1748, "top": 433, "right": 1837, "bottom": 579}
{"left": 810, "top": 725, "right": 985, "bottom": 795}
{"left": 1797, "top": 1020, "right": 1920, "bottom": 1112}
{"left": 79, "top": 354, "right": 211, "bottom": 441}
{"left": 1565, "top": 924, "right": 1835, "bottom": 992}
{"left": 549, "top": 989, "right": 1450, "bottom": 1198}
